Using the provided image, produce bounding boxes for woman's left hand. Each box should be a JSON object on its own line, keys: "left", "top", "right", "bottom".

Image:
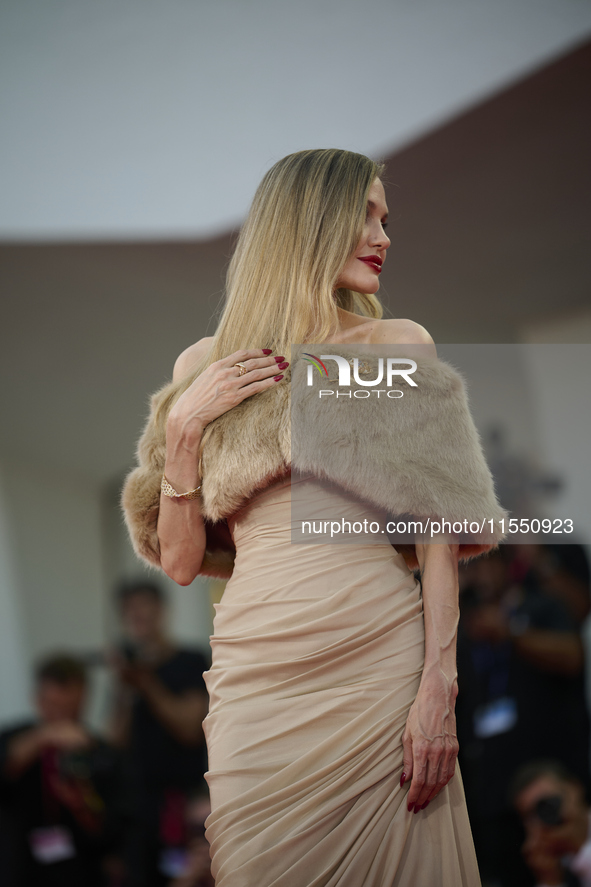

{"left": 401, "top": 668, "right": 459, "bottom": 813}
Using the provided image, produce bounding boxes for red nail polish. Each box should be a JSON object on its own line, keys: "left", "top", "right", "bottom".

{"left": 273, "top": 374, "right": 284, "bottom": 382}
{"left": 421, "top": 802, "right": 429, "bottom": 810}
{"left": 277, "top": 362, "right": 289, "bottom": 370}
{"left": 414, "top": 806, "right": 421, "bottom": 814}
{"left": 262, "top": 349, "right": 273, "bottom": 355}
{"left": 407, "top": 803, "right": 413, "bottom": 813}
{"left": 400, "top": 772, "right": 406, "bottom": 788}
{"left": 274, "top": 355, "right": 285, "bottom": 363}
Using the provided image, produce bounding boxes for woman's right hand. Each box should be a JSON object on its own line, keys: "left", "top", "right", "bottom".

{"left": 168, "top": 348, "right": 288, "bottom": 442}
{"left": 159, "top": 346, "right": 287, "bottom": 585}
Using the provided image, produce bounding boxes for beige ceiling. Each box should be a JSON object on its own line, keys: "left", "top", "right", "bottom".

{"left": 1, "top": 40, "right": 590, "bottom": 485}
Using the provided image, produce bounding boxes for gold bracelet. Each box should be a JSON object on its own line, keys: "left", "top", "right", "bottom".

{"left": 161, "top": 474, "right": 202, "bottom": 500}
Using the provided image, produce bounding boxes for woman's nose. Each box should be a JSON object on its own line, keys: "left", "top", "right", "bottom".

{"left": 372, "top": 227, "right": 391, "bottom": 250}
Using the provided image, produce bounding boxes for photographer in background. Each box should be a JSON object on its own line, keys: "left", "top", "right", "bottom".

{"left": 0, "top": 653, "right": 127, "bottom": 887}
{"left": 109, "top": 581, "right": 209, "bottom": 887}
{"left": 511, "top": 760, "right": 591, "bottom": 887}
{"left": 456, "top": 545, "right": 589, "bottom": 886}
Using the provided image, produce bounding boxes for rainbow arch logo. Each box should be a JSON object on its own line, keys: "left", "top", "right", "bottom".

{"left": 301, "top": 353, "right": 328, "bottom": 377}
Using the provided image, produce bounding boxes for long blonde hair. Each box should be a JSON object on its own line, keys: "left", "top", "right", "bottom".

{"left": 152, "top": 148, "right": 386, "bottom": 420}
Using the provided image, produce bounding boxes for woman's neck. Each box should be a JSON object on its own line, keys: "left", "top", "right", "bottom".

{"left": 333, "top": 308, "right": 375, "bottom": 343}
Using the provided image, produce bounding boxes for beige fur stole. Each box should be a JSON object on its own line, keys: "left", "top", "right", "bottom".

{"left": 121, "top": 345, "right": 507, "bottom": 578}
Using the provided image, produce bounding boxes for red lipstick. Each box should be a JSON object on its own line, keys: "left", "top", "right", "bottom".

{"left": 358, "top": 255, "right": 383, "bottom": 273}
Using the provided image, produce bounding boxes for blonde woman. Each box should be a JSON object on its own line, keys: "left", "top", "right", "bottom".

{"left": 123, "top": 149, "right": 505, "bottom": 885}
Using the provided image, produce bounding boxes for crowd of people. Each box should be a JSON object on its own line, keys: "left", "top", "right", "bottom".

{"left": 457, "top": 543, "right": 591, "bottom": 887}
{"left": 0, "top": 581, "right": 213, "bottom": 887}
{"left": 0, "top": 543, "right": 589, "bottom": 886}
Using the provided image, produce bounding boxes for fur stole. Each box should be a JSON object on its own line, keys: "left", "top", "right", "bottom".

{"left": 121, "top": 345, "right": 507, "bottom": 578}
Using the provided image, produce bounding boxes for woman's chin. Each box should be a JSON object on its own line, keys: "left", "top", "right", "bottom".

{"left": 339, "top": 280, "right": 380, "bottom": 296}
{"left": 358, "top": 279, "right": 380, "bottom": 296}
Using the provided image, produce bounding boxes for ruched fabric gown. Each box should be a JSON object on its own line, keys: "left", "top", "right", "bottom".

{"left": 202, "top": 473, "right": 481, "bottom": 887}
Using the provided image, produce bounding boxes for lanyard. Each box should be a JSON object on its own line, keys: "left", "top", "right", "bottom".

{"left": 40, "top": 747, "right": 61, "bottom": 825}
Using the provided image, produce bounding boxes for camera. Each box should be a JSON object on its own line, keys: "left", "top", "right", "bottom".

{"left": 58, "top": 745, "right": 115, "bottom": 781}
{"left": 58, "top": 748, "right": 96, "bottom": 781}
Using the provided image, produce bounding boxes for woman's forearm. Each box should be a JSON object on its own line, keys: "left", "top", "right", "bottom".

{"left": 401, "top": 541, "right": 461, "bottom": 809}
{"left": 415, "top": 542, "right": 460, "bottom": 693}
{"left": 157, "top": 414, "right": 208, "bottom": 585}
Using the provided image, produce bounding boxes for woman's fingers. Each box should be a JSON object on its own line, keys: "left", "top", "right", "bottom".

{"left": 401, "top": 727, "right": 414, "bottom": 791}
{"left": 406, "top": 763, "right": 425, "bottom": 812}
{"left": 419, "top": 757, "right": 445, "bottom": 810}
{"left": 219, "top": 348, "right": 273, "bottom": 367}
{"left": 171, "top": 347, "right": 289, "bottom": 431}
{"left": 407, "top": 747, "right": 436, "bottom": 812}
{"left": 199, "top": 349, "right": 288, "bottom": 409}
{"left": 215, "top": 349, "right": 289, "bottom": 386}
{"left": 234, "top": 357, "right": 289, "bottom": 397}
{"left": 443, "top": 742, "right": 458, "bottom": 787}
{"left": 405, "top": 741, "right": 457, "bottom": 813}
{"left": 419, "top": 746, "right": 454, "bottom": 809}
{"left": 211, "top": 349, "right": 289, "bottom": 409}
{"left": 238, "top": 358, "right": 288, "bottom": 384}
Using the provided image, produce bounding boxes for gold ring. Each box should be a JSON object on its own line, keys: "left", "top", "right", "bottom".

{"left": 235, "top": 362, "right": 248, "bottom": 376}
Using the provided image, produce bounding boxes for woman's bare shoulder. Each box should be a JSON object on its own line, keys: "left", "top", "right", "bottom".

{"left": 173, "top": 336, "right": 215, "bottom": 382}
{"left": 369, "top": 318, "right": 435, "bottom": 346}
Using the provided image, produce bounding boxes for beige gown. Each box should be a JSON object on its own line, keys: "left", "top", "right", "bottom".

{"left": 202, "top": 473, "right": 481, "bottom": 886}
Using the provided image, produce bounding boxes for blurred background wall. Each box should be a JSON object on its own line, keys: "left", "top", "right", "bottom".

{"left": 0, "top": 0, "right": 590, "bottom": 725}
